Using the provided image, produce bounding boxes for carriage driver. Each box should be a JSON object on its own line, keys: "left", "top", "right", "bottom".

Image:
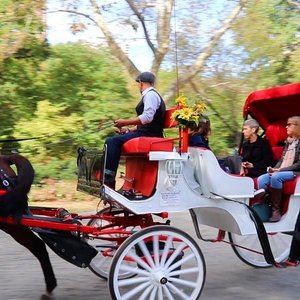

{"left": 104, "top": 72, "right": 166, "bottom": 189}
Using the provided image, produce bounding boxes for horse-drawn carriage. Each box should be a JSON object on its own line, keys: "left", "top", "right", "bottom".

{"left": 1, "top": 82, "right": 300, "bottom": 299}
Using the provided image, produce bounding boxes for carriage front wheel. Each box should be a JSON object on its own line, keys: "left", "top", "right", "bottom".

{"left": 109, "top": 225, "right": 206, "bottom": 300}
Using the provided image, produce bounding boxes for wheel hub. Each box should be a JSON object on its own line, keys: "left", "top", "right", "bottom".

{"left": 152, "top": 270, "right": 168, "bottom": 285}
{"left": 160, "top": 277, "right": 168, "bottom": 284}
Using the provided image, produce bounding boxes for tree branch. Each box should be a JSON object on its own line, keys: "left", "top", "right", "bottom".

{"left": 89, "top": 0, "right": 139, "bottom": 77}
{"left": 163, "top": 0, "right": 246, "bottom": 101}
{"left": 125, "top": 0, "right": 156, "bottom": 54}
{"left": 152, "top": 0, "right": 174, "bottom": 74}
{"left": 47, "top": 9, "right": 98, "bottom": 26}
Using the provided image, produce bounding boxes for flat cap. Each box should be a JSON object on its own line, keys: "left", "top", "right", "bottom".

{"left": 135, "top": 72, "right": 155, "bottom": 84}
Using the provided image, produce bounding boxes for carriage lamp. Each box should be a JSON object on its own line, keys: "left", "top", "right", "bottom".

{"left": 165, "top": 159, "right": 183, "bottom": 188}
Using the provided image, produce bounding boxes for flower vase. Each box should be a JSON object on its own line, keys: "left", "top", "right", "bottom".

{"left": 180, "top": 126, "right": 189, "bottom": 153}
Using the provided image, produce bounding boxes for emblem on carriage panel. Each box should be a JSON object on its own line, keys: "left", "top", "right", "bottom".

{"left": 164, "top": 159, "right": 183, "bottom": 191}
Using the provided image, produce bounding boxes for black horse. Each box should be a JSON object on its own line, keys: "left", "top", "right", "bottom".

{"left": 0, "top": 154, "right": 57, "bottom": 300}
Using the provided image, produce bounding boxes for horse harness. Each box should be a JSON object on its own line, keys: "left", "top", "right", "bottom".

{"left": 0, "top": 168, "right": 17, "bottom": 191}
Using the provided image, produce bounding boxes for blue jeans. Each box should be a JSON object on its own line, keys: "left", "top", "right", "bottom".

{"left": 257, "top": 171, "right": 296, "bottom": 190}
{"left": 104, "top": 131, "right": 147, "bottom": 174}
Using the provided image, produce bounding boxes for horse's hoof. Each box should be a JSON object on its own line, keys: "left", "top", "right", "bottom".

{"left": 40, "top": 292, "right": 54, "bottom": 300}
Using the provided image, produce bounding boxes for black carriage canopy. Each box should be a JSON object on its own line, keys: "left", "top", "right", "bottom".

{"left": 243, "top": 82, "right": 300, "bottom": 130}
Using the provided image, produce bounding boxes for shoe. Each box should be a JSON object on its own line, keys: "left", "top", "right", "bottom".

{"left": 40, "top": 292, "right": 54, "bottom": 300}
{"left": 254, "top": 188, "right": 266, "bottom": 197}
{"left": 269, "top": 209, "right": 281, "bottom": 222}
{"left": 284, "top": 258, "right": 300, "bottom": 267}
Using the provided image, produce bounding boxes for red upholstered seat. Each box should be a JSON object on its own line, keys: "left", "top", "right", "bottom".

{"left": 253, "top": 176, "right": 299, "bottom": 195}
{"left": 282, "top": 176, "right": 300, "bottom": 195}
{"left": 252, "top": 176, "right": 299, "bottom": 214}
{"left": 265, "top": 123, "right": 287, "bottom": 147}
{"left": 120, "top": 106, "right": 179, "bottom": 196}
{"left": 122, "top": 137, "right": 174, "bottom": 154}
{"left": 265, "top": 122, "right": 287, "bottom": 162}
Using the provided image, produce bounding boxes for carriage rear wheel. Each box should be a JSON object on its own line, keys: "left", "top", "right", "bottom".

{"left": 109, "top": 225, "right": 206, "bottom": 300}
{"left": 228, "top": 231, "right": 292, "bottom": 268}
{"left": 86, "top": 207, "right": 138, "bottom": 279}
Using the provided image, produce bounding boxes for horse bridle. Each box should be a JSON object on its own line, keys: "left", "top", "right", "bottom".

{"left": 0, "top": 168, "right": 15, "bottom": 191}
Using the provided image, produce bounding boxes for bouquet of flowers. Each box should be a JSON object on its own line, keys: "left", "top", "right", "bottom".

{"left": 170, "top": 95, "right": 207, "bottom": 128}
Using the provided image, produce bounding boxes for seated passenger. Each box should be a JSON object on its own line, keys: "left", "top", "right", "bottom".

{"left": 104, "top": 72, "right": 166, "bottom": 189}
{"left": 240, "top": 119, "right": 274, "bottom": 178}
{"left": 257, "top": 116, "right": 300, "bottom": 222}
{"left": 188, "top": 115, "right": 211, "bottom": 149}
{"left": 223, "top": 119, "right": 273, "bottom": 178}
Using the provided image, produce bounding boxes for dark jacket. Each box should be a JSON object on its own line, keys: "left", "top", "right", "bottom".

{"left": 275, "top": 139, "right": 300, "bottom": 175}
{"left": 241, "top": 136, "right": 274, "bottom": 178}
{"left": 136, "top": 90, "right": 166, "bottom": 137}
{"left": 188, "top": 134, "right": 211, "bottom": 150}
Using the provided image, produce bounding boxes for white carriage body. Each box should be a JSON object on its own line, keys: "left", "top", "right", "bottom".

{"left": 103, "top": 147, "right": 300, "bottom": 236}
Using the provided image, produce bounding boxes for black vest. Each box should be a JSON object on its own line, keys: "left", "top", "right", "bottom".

{"left": 136, "top": 89, "right": 166, "bottom": 137}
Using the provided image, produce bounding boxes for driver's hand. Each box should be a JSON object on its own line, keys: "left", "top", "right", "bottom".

{"left": 114, "top": 119, "right": 127, "bottom": 128}
{"left": 118, "top": 127, "right": 130, "bottom": 134}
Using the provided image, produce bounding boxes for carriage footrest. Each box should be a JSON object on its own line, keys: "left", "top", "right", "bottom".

{"left": 38, "top": 230, "right": 98, "bottom": 268}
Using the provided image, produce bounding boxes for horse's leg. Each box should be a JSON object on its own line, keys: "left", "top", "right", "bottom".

{"left": 0, "top": 223, "right": 57, "bottom": 294}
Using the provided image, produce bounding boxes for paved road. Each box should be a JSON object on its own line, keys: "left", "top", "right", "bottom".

{"left": 1, "top": 211, "right": 299, "bottom": 300}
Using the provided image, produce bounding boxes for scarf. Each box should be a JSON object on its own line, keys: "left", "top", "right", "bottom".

{"left": 280, "top": 139, "right": 298, "bottom": 169}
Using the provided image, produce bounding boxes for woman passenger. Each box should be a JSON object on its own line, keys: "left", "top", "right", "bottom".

{"left": 188, "top": 116, "right": 211, "bottom": 149}
{"left": 257, "top": 116, "right": 300, "bottom": 222}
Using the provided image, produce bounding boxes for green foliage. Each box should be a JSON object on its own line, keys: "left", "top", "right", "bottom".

{"left": 33, "top": 157, "right": 77, "bottom": 181}
{"left": 0, "top": 0, "right": 49, "bottom": 137}
{"left": 34, "top": 43, "right": 133, "bottom": 148}
{"left": 0, "top": 43, "right": 134, "bottom": 179}
{"left": 233, "top": 0, "right": 300, "bottom": 88}
{"left": 15, "top": 100, "right": 84, "bottom": 159}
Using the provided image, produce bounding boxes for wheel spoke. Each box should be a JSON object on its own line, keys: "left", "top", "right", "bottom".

{"left": 125, "top": 250, "right": 153, "bottom": 271}
{"left": 169, "top": 276, "right": 198, "bottom": 288}
{"left": 118, "top": 264, "right": 148, "bottom": 277}
{"left": 160, "top": 235, "right": 174, "bottom": 265}
{"left": 137, "top": 239, "right": 156, "bottom": 268}
{"left": 162, "top": 285, "right": 176, "bottom": 300}
{"left": 169, "top": 266, "right": 200, "bottom": 277}
{"left": 139, "top": 285, "right": 157, "bottom": 300}
{"left": 117, "top": 275, "right": 149, "bottom": 287}
{"left": 121, "top": 281, "right": 151, "bottom": 300}
{"left": 164, "top": 241, "right": 186, "bottom": 269}
{"left": 153, "top": 235, "right": 160, "bottom": 267}
{"left": 165, "top": 282, "right": 191, "bottom": 300}
{"left": 167, "top": 253, "right": 195, "bottom": 272}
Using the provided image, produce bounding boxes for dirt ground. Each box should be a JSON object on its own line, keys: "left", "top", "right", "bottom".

{"left": 29, "top": 179, "right": 103, "bottom": 213}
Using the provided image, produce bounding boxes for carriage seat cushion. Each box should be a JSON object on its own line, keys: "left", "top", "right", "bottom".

{"left": 265, "top": 123, "right": 287, "bottom": 147}
{"left": 253, "top": 176, "right": 300, "bottom": 195}
{"left": 122, "top": 137, "right": 174, "bottom": 154}
{"left": 265, "top": 123, "right": 287, "bottom": 161}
